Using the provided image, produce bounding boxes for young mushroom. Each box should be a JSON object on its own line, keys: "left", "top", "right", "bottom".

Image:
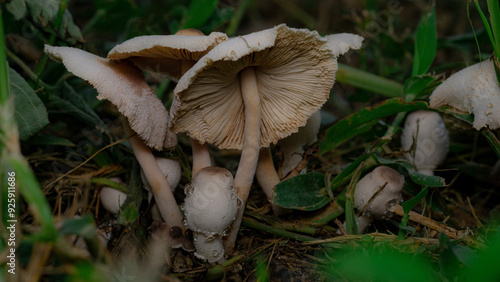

{"left": 183, "top": 167, "right": 238, "bottom": 263}
{"left": 44, "top": 45, "right": 185, "bottom": 247}
{"left": 353, "top": 166, "right": 404, "bottom": 233}
{"left": 400, "top": 110, "right": 449, "bottom": 176}
{"left": 99, "top": 177, "right": 128, "bottom": 215}
{"left": 429, "top": 58, "right": 500, "bottom": 130}
{"left": 170, "top": 24, "right": 358, "bottom": 251}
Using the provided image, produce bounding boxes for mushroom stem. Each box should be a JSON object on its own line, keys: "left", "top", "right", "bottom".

{"left": 225, "top": 67, "right": 261, "bottom": 252}
{"left": 256, "top": 148, "right": 289, "bottom": 216}
{"left": 122, "top": 120, "right": 184, "bottom": 232}
{"left": 191, "top": 138, "right": 212, "bottom": 176}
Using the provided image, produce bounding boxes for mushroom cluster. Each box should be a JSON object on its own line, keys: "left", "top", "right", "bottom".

{"left": 46, "top": 24, "right": 362, "bottom": 262}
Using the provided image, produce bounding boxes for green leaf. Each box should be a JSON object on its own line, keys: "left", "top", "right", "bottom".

{"left": 6, "top": 0, "right": 27, "bottom": 20}
{"left": 403, "top": 75, "right": 438, "bottom": 98}
{"left": 319, "top": 98, "right": 431, "bottom": 154}
{"left": 58, "top": 214, "right": 97, "bottom": 238}
{"left": 25, "top": 0, "right": 59, "bottom": 22}
{"left": 271, "top": 172, "right": 329, "bottom": 211}
{"left": 46, "top": 83, "right": 104, "bottom": 127}
{"left": 9, "top": 67, "right": 49, "bottom": 140}
{"left": 376, "top": 156, "right": 446, "bottom": 187}
{"left": 412, "top": 4, "right": 437, "bottom": 76}
{"left": 180, "top": 0, "right": 219, "bottom": 29}
{"left": 401, "top": 187, "right": 428, "bottom": 215}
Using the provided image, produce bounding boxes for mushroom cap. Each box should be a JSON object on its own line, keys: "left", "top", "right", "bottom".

{"left": 429, "top": 59, "right": 500, "bottom": 130}
{"left": 354, "top": 166, "right": 404, "bottom": 219}
{"left": 184, "top": 167, "right": 238, "bottom": 236}
{"left": 100, "top": 177, "right": 127, "bottom": 214}
{"left": 324, "top": 33, "right": 364, "bottom": 57}
{"left": 141, "top": 156, "right": 182, "bottom": 192}
{"left": 107, "top": 31, "right": 228, "bottom": 80}
{"left": 170, "top": 24, "right": 349, "bottom": 150}
{"left": 401, "top": 110, "right": 449, "bottom": 176}
{"left": 44, "top": 45, "right": 170, "bottom": 150}
{"left": 192, "top": 232, "right": 225, "bottom": 263}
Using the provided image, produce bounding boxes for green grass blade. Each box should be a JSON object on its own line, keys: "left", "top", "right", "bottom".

{"left": 487, "top": 0, "right": 500, "bottom": 57}
{"left": 412, "top": 4, "right": 437, "bottom": 76}
{"left": 475, "top": 0, "right": 500, "bottom": 57}
{"left": 336, "top": 64, "right": 404, "bottom": 98}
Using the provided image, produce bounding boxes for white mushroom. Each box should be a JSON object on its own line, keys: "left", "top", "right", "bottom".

{"left": 45, "top": 45, "right": 185, "bottom": 247}
{"left": 430, "top": 58, "right": 500, "bottom": 130}
{"left": 277, "top": 110, "right": 322, "bottom": 178}
{"left": 170, "top": 24, "right": 362, "bottom": 251}
{"left": 184, "top": 167, "right": 238, "bottom": 236}
{"left": 192, "top": 232, "right": 225, "bottom": 263}
{"left": 353, "top": 166, "right": 404, "bottom": 233}
{"left": 184, "top": 167, "right": 238, "bottom": 262}
{"left": 100, "top": 177, "right": 127, "bottom": 214}
{"left": 401, "top": 110, "right": 449, "bottom": 176}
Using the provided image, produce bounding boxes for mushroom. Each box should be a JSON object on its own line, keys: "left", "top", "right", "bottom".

{"left": 429, "top": 58, "right": 500, "bottom": 130}
{"left": 277, "top": 110, "right": 322, "bottom": 178}
{"left": 109, "top": 28, "right": 226, "bottom": 175}
{"left": 170, "top": 24, "right": 338, "bottom": 250}
{"left": 99, "top": 177, "right": 128, "bottom": 214}
{"left": 255, "top": 33, "right": 363, "bottom": 216}
{"left": 44, "top": 45, "right": 185, "bottom": 246}
{"left": 400, "top": 110, "right": 449, "bottom": 176}
{"left": 170, "top": 24, "right": 363, "bottom": 251}
{"left": 183, "top": 167, "right": 238, "bottom": 263}
{"left": 353, "top": 166, "right": 404, "bottom": 233}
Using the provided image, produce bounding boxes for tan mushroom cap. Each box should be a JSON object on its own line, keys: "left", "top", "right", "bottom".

{"left": 107, "top": 31, "right": 228, "bottom": 80}
{"left": 45, "top": 45, "right": 170, "bottom": 150}
{"left": 430, "top": 59, "right": 500, "bottom": 130}
{"left": 170, "top": 24, "right": 340, "bottom": 150}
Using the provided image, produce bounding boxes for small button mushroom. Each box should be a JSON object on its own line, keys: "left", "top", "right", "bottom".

{"left": 184, "top": 167, "right": 238, "bottom": 262}
{"left": 100, "top": 177, "right": 127, "bottom": 215}
{"left": 192, "top": 232, "right": 225, "bottom": 263}
{"left": 184, "top": 167, "right": 238, "bottom": 237}
{"left": 353, "top": 166, "right": 404, "bottom": 233}
{"left": 400, "top": 110, "right": 450, "bottom": 176}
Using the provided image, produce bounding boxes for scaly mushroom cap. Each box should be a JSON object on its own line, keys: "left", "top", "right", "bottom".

{"left": 354, "top": 166, "right": 404, "bottom": 219}
{"left": 401, "top": 111, "right": 449, "bottom": 176}
{"left": 170, "top": 24, "right": 360, "bottom": 150}
{"left": 107, "top": 31, "right": 228, "bottom": 80}
{"left": 184, "top": 167, "right": 238, "bottom": 236}
{"left": 44, "top": 45, "right": 169, "bottom": 150}
{"left": 430, "top": 59, "right": 500, "bottom": 130}
{"left": 192, "top": 232, "right": 225, "bottom": 263}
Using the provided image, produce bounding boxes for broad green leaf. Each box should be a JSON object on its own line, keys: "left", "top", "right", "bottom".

{"left": 6, "top": 0, "right": 27, "bottom": 20}
{"left": 58, "top": 214, "right": 97, "bottom": 238}
{"left": 376, "top": 156, "right": 446, "bottom": 187}
{"left": 181, "top": 0, "right": 219, "bottom": 29}
{"left": 61, "top": 10, "right": 84, "bottom": 42}
{"left": 46, "top": 83, "right": 104, "bottom": 127}
{"left": 412, "top": 4, "right": 437, "bottom": 76}
{"left": 271, "top": 172, "right": 329, "bottom": 211}
{"left": 25, "top": 0, "right": 59, "bottom": 21}
{"left": 319, "top": 98, "right": 430, "bottom": 154}
{"left": 9, "top": 67, "right": 49, "bottom": 140}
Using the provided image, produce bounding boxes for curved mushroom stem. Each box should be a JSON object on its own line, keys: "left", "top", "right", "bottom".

{"left": 191, "top": 138, "right": 212, "bottom": 176}
{"left": 256, "top": 148, "right": 290, "bottom": 216}
{"left": 122, "top": 119, "right": 185, "bottom": 247}
{"left": 225, "top": 67, "right": 261, "bottom": 253}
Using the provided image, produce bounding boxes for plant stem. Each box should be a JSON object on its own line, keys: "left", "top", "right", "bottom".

{"left": 336, "top": 64, "right": 404, "bottom": 98}
{"left": 225, "top": 0, "right": 252, "bottom": 36}
{"left": 242, "top": 217, "right": 316, "bottom": 242}
{"left": 487, "top": 0, "right": 500, "bottom": 58}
